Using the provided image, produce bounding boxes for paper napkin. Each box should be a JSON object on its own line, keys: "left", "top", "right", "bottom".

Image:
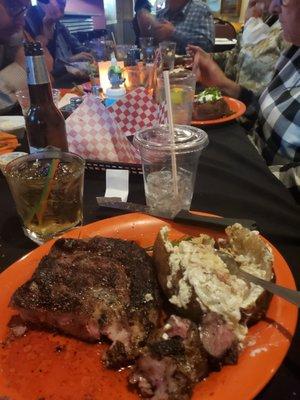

{"left": 66, "top": 95, "right": 140, "bottom": 163}
{"left": 66, "top": 88, "right": 167, "bottom": 164}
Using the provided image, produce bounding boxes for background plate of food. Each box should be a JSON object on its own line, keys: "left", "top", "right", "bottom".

{"left": 0, "top": 213, "right": 297, "bottom": 400}
{"left": 192, "top": 88, "right": 246, "bottom": 126}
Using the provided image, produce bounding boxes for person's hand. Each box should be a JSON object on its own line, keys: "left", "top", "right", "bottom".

{"left": 154, "top": 20, "right": 175, "bottom": 41}
{"left": 68, "top": 52, "right": 94, "bottom": 62}
{"left": 187, "top": 45, "right": 241, "bottom": 98}
{"left": 187, "top": 45, "right": 226, "bottom": 86}
{"left": 66, "top": 65, "right": 89, "bottom": 79}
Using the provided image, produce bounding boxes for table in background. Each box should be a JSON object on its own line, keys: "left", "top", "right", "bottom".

{"left": 0, "top": 121, "right": 299, "bottom": 400}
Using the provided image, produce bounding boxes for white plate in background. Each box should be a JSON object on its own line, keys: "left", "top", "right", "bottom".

{"left": 0, "top": 115, "right": 25, "bottom": 139}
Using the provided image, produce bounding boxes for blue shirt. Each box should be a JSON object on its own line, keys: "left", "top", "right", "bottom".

{"left": 157, "top": 0, "right": 215, "bottom": 54}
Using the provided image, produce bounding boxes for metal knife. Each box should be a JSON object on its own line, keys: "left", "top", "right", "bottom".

{"left": 96, "top": 199, "right": 258, "bottom": 231}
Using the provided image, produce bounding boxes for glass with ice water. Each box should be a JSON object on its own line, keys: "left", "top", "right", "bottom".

{"left": 156, "top": 69, "right": 196, "bottom": 125}
{"left": 159, "top": 41, "right": 176, "bottom": 70}
{"left": 5, "top": 150, "right": 85, "bottom": 244}
{"left": 134, "top": 125, "right": 208, "bottom": 217}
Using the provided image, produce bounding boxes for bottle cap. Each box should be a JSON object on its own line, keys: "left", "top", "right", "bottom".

{"left": 24, "top": 42, "right": 44, "bottom": 56}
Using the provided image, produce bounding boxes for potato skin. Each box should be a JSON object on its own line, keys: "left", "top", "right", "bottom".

{"left": 153, "top": 231, "right": 273, "bottom": 326}
{"left": 153, "top": 232, "right": 205, "bottom": 322}
{"left": 153, "top": 231, "right": 173, "bottom": 301}
{"left": 241, "top": 285, "right": 273, "bottom": 326}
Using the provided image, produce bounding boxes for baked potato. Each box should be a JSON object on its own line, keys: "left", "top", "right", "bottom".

{"left": 192, "top": 87, "right": 232, "bottom": 121}
{"left": 153, "top": 224, "right": 274, "bottom": 341}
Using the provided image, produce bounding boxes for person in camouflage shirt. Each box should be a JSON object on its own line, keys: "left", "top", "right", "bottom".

{"left": 188, "top": 0, "right": 300, "bottom": 203}
{"left": 214, "top": 0, "right": 288, "bottom": 96}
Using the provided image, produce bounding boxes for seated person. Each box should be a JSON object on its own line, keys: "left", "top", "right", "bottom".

{"left": 25, "top": 0, "right": 94, "bottom": 83}
{"left": 188, "top": 0, "right": 300, "bottom": 202}
{"left": 214, "top": 0, "right": 288, "bottom": 96}
{"left": 155, "top": 0, "right": 215, "bottom": 55}
{"left": 132, "top": 0, "right": 153, "bottom": 46}
{"left": 0, "top": 0, "right": 30, "bottom": 115}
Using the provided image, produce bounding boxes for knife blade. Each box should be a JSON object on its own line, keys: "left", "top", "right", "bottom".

{"left": 96, "top": 199, "right": 258, "bottom": 231}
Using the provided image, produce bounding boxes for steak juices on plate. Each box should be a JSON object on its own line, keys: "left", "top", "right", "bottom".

{"left": 9, "top": 224, "right": 274, "bottom": 400}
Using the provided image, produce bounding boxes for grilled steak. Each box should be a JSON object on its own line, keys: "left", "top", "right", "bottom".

{"left": 10, "top": 237, "right": 162, "bottom": 368}
{"left": 199, "top": 312, "right": 238, "bottom": 370}
{"left": 129, "top": 315, "right": 209, "bottom": 400}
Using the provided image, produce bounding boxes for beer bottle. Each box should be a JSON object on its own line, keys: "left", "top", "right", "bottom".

{"left": 24, "top": 42, "right": 68, "bottom": 153}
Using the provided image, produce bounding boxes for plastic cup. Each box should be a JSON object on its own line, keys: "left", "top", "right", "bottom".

{"left": 156, "top": 69, "right": 196, "bottom": 125}
{"left": 5, "top": 150, "right": 85, "bottom": 244}
{"left": 159, "top": 41, "right": 176, "bottom": 70}
{"left": 16, "top": 88, "right": 61, "bottom": 116}
{"left": 134, "top": 125, "right": 208, "bottom": 217}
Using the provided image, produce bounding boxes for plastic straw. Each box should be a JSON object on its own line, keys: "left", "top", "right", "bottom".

{"left": 148, "top": 49, "right": 160, "bottom": 96}
{"left": 163, "top": 70, "right": 179, "bottom": 198}
{"left": 111, "top": 31, "right": 117, "bottom": 47}
{"left": 27, "top": 158, "right": 60, "bottom": 226}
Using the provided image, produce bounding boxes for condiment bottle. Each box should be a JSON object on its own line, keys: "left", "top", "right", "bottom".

{"left": 24, "top": 42, "right": 68, "bottom": 153}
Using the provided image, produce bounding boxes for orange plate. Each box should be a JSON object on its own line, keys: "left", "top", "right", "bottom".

{"left": 192, "top": 96, "right": 246, "bottom": 126}
{"left": 0, "top": 213, "right": 297, "bottom": 400}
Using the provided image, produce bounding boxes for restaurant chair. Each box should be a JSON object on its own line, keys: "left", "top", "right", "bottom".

{"left": 214, "top": 17, "right": 237, "bottom": 40}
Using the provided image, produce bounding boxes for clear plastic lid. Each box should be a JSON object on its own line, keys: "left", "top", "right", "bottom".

{"left": 134, "top": 125, "right": 209, "bottom": 154}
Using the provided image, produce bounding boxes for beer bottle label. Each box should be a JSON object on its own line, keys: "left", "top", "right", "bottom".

{"left": 26, "top": 55, "right": 49, "bottom": 85}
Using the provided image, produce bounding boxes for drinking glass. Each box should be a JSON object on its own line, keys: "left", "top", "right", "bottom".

{"left": 5, "top": 150, "right": 85, "bottom": 244}
{"left": 134, "top": 125, "right": 208, "bottom": 217}
{"left": 139, "top": 37, "right": 155, "bottom": 64}
{"left": 156, "top": 69, "right": 196, "bottom": 125}
{"left": 159, "top": 41, "right": 176, "bottom": 70}
{"left": 16, "top": 88, "right": 61, "bottom": 116}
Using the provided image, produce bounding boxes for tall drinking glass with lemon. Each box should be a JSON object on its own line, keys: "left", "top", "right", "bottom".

{"left": 157, "top": 69, "right": 196, "bottom": 125}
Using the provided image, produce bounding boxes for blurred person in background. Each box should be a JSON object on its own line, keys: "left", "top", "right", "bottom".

{"left": 0, "top": 0, "right": 30, "bottom": 114}
{"left": 155, "top": 0, "right": 215, "bottom": 54}
{"left": 132, "top": 0, "right": 153, "bottom": 46}
{"left": 214, "top": 0, "right": 288, "bottom": 96}
{"left": 189, "top": 0, "right": 300, "bottom": 201}
{"left": 25, "top": 0, "right": 94, "bottom": 83}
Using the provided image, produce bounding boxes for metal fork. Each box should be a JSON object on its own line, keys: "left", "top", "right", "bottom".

{"left": 217, "top": 251, "right": 300, "bottom": 307}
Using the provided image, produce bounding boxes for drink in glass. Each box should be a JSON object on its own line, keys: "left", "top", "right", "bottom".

{"left": 5, "top": 150, "right": 85, "bottom": 244}
{"left": 139, "top": 37, "right": 155, "bottom": 65}
{"left": 157, "top": 69, "right": 196, "bottom": 125}
{"left": 134, "top": 125, "right": 208, "bottom": 217}
{"left": 159, "top": 41, "right": 176, "bottom": 70}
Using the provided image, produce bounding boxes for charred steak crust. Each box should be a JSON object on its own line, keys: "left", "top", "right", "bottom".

{"left": 130, "top": 316, "right": 209, "bottom": 400}
{"left": 10, "top": 237, "right": 162, "bottom": 367}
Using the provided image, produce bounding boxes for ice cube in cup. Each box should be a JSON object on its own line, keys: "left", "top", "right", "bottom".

{"left": 156, "top": 69, "right": 196, "bottom": 125}
{"left": 134, "top": 125, "right": 208, "bottom": 217}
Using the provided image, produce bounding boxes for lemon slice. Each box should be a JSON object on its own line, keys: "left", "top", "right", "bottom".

{"left": 171, "top": 88, "right": 184, "bottom": 105}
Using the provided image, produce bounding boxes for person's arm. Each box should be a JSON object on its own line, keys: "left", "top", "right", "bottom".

{"left": 172, "top": 10, "right": 215, "bottom": 54}
{"left": 188, "top": 44, "right": 260, "bottom": 123}
{"left": 155, "top": 6, "right": 215, "bottom": 54}
{"left": 58, "top": 23, "right": 86, "bottom": 55}
{"left": 0, "top": 49, "right": 27, "bottom": 114}
{"left": 137, "top": 9, "right": 160, "bottom": 37}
